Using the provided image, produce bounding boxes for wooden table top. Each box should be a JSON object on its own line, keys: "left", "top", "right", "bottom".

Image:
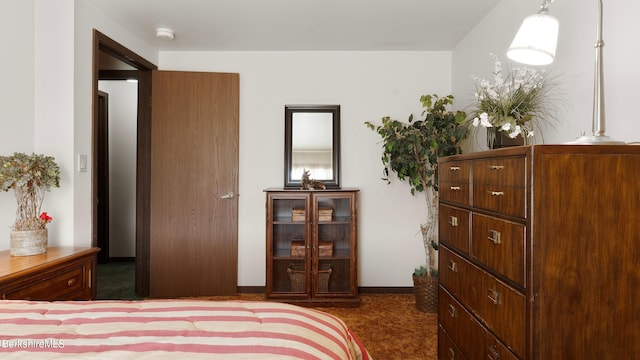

{"left": 0, "top": 247, "right": 100, "bottom": 280}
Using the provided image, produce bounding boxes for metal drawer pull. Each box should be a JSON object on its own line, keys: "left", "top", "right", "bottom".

{"left": 448, "top": 304, "right": 458, "bottom": 318}
{"left": 488, "top": 229, "right": 501, "bottom": 244}
{"left": 448, "top": 216, "right": 458, "bottom": 227}
{"left": 449, "top": 347, "right": 456, "bottom": 360}
{"left": 488, "top": 345, "right": 500, "bottom": 360}
{"left": 450, "top": 186, "right": 461, "bottom": 191}
{"left": 67, "top": 278, "right": 76, "bottom": 287}
{"left": 449, "top": 166, "right": 460, "bottom": 171}
{"left": 488, "top": 191, "right": 504, "bottom": 196}
{"left": 488, "top": 289, "right": 500, "bottom": 305}
{"left": 448, "top": 260, "right": 458, "bottom": 272}
{"left": 489, "top": 165, "right": 504, "bottom": 170}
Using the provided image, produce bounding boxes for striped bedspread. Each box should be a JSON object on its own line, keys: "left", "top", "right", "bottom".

{"left": 0, "top": 299, "right": 371, "bottom": 359}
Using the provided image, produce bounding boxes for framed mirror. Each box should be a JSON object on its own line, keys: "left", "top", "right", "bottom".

{"left": 284, "top": 105, "right": 340, "bottom": 189}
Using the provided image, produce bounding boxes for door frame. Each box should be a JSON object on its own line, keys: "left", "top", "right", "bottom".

{"left": 96, "top": 90, "right": 109, "bottom": 264}
{"left": 92, "top": 30, "right": 157, "bottom": 296}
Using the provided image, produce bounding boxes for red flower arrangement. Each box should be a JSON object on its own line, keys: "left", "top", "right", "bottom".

{"left": 40, "top": 212, "right": 53, "bottom": 224}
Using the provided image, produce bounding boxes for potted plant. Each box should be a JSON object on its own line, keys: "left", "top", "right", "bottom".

{"left": 0, "top": 152, "right": 60, "bottom": 256}
{"left": 365, "top": 94, "right": 469, "bottom": 312}
{"left": 469, "top": 53, "right": 560, "bottom": 148}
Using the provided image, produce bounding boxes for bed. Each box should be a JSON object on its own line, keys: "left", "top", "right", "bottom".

{"left": 0, "top": 299, "right": 371, "bottom": 359}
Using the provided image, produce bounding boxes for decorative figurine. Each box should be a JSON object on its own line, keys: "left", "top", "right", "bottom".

{"left": 301, "top": 169, "right": 326, "bottom": 190}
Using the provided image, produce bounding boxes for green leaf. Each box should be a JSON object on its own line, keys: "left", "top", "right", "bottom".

{"left": 365, "top": 94, "right": 469, "bottom": 197}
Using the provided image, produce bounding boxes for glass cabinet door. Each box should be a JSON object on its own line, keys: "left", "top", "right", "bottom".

{"left": 267, "top": 193, "right": 310, "bottom": 296}
{"left": 266, "top": 189, "right": 359, "bottom": 305}
{"left": 313, "top": 193, "right": 356, "bottom": 296}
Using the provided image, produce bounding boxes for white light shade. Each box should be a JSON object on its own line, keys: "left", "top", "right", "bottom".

{"left": 507, "top": 13, "right": 559, "bottom": 65}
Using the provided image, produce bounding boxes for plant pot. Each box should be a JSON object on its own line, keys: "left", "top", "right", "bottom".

{"left": 412, "top": 274, "right": 438, "bottom": 313}
{"left": 487, "top": 128, "right": 525, "bottom": 149}
{"left": 10, "top": 229, "right": 48, "bottom": 256}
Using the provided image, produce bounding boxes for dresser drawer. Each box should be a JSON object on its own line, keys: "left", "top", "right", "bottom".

{"left": 3, "top": 262, "right": 89, "bottom": 300}
{"left": 471, "top": 213, "right": 525, "bottom": 287}
{"left": 438, "top": 325, "right": 467, "bottom": 360}
{"left": 441, "top": 287, "right": 521, "bottom": 360}
{"left": 486, "top": 331, "right": 519, "bottom": 360}
{"left": 439, "top": 287, "right": 485, "bottom": 359}
{"left": 440, "top": 181, "right": 470, "bottom": 205}
{"left": 439, "top": 161, "right": 470, "bottom": 183}
{"left": 473, "top": 157, "right": 526, "bottom": 187}
{"left": 439, "top": 246, "right": 482, "bottom": 305}
{"left": 480, "top": 274, "right": 526, "bottom": 358}
{"left": 439, "top": 205, "right": 470, "bottom": 254}
{"left": 441, "top": 246, "right": 525, "bottom": 358}
{"left": 473, "top": 184, "right": 525, "bottom": 218}
{"left": 472, "top": 157, "right": 526, "bottom": 218}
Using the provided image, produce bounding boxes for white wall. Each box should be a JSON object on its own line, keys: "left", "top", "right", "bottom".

{"left": 72, "top": 0, "right": 158, "bottom": 247}
{"left": 32, "top": 0, "right": 76, "bottom": 246}
{"left": 0, "top": 0, "right": 157, "bottom": 250}
{"left": 0, "top": 0, "right": 35, "bottom": 247}
{"left": 98, "top": 81, "right": 138, "bottom": 257}
{"left": 453, "top": 0, "right": 640, "bottom": 148}
{"left": 160, "top": 51, "right": 453, "bottom": 286}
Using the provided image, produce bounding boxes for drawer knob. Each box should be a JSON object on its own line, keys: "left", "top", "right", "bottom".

{"left": 67, "top": 278, "right": 76, "bottom": 287}
{"left": 450, "top": 186, "right": 461, "bottom": 191}
{"left": 448, "top": 260, "right": 458, "bottom": 272}
{"left": 448, "top": 347, "right": 456, "bottom": 360}
{"left": 487, "top": 288, "right": 500, "bottom": 305}
{"left": 488, "top": 229, "right": 501, "bottom": 244}
{"left": 489, "top": 165, "right": 504, "bottom": 170}
{"left": 449, "top": 166, "right": 460, "bottom": 171}
{"left": 488, "top": 345, "right": 500, "bottom": 360}
{"left": 488, "top": 191, "right": 504, "bottom": 196}
{"left": 448, "top": 304, "right": 458, "bottom": 318}
{"left": 448, "top": 216, "right": 458, "bottom": 227}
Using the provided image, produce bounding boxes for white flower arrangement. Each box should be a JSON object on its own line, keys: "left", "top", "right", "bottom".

{"left": 470, "top": 54, "right": 559, "bottom": 146}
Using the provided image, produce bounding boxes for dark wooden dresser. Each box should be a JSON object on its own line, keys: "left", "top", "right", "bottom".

{"left": 437, "top": 145, "right": 640, "bottom": 359}
{"left": 0, "top": 247, "right": 99, "bottom": 300}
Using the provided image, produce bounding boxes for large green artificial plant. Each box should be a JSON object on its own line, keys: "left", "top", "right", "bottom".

{"left": 365, "top": 94, "right": 469, "bottom": 275}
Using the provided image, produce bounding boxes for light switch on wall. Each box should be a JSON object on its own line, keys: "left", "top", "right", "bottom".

{"left": 78, "top": 154, "right": 87, "bottom": 173}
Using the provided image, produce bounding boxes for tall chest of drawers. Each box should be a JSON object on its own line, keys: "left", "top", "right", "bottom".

{"left": 437, "top": 145, "right": 640, "bottom": 360}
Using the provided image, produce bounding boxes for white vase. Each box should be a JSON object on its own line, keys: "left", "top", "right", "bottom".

{"left": 10, "top": 229, "right": 48, "bottom": 256}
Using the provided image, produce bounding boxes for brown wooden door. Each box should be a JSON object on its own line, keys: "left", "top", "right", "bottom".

{"left": 149, "top": 70, "right": 239, "bottom": 297}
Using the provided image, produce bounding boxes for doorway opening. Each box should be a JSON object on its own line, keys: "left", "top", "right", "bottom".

{"left": 92, "top": 30, "right": 157, "bottom": 296}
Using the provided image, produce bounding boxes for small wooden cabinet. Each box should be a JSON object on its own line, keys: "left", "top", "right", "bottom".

{"left": 265, "top": 188, "right": 359, "bottom": 306}
{"left": 437, "top": 145, "right": 640, "bottom": 359}
{"left": 0, "top": 247, "right": 99, "bottom": 300}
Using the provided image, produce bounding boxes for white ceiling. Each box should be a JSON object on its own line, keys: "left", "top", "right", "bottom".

{"left": 84, "top": 0, "right": 500, "bottom": 51}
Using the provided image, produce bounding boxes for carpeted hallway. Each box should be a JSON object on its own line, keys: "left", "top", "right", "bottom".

{"left": 97, "top": 262, "right": 438, "bottom": 359}
{"left": 96, "top": 261, "right": 143, "bottom": 300}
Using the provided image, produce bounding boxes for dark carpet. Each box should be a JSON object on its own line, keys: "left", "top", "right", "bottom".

{"left": 96, "top": 261, "right": 438, "bottom": 359}
{"left": 96, "top": 261, "right": 143, "bottom": 300}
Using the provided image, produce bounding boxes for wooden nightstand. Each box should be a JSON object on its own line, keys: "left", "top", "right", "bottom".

{"left": 0, "top": 247, "right": 99, "bottom": 300}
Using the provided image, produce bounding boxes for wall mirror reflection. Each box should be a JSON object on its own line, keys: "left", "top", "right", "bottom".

{"left": 284, "top": 105, "right": 340, "bottom": 188}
